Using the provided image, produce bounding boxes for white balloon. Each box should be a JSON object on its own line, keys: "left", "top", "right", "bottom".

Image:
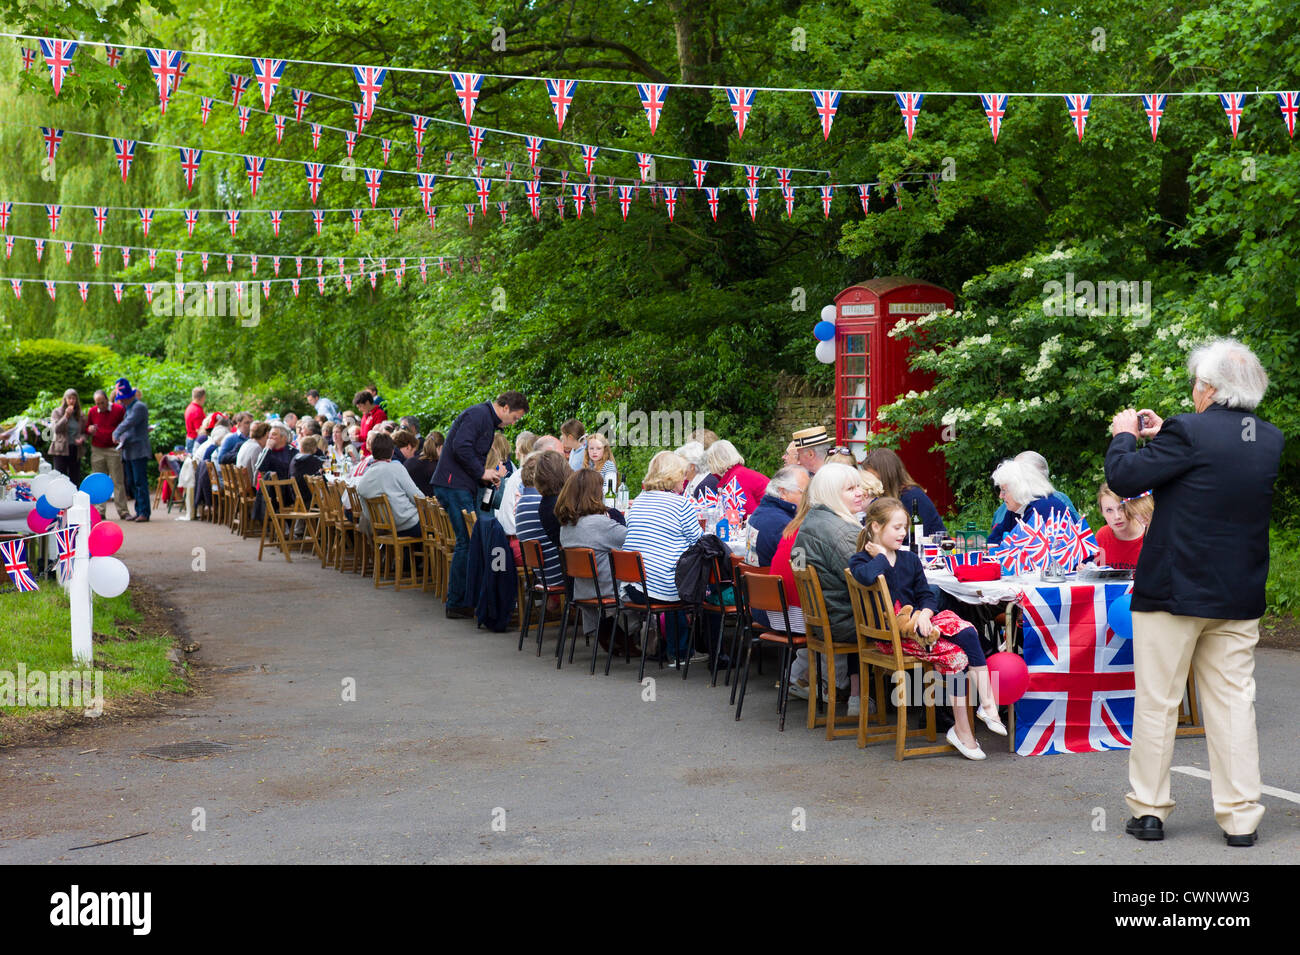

{"left": 820, "top": 304, "right": 837, "bottom": 324}
{"left": 45, "top": 478, "right": 76, "bottom": 510}
{"left": 815, "top": 338, "right": 836, "bottom": 364}
{"left": 88, "top": 556, "right": 130, "bottom": 598}
{"left": 30, "top": 473, "right": 53, "bottom": 498}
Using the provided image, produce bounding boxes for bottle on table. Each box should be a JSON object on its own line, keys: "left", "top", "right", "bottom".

{"left": 910, "top": 500, "right": 923, "bottom": 554}
{"left": 615, "top": 476, "right": 629, "bottom": 512}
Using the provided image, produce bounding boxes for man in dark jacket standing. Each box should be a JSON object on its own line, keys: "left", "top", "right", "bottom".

{"left": 431, "top": 391, "right": 529, "bottom": 617}
{"left": 111, "top": 378, "right": 152, "bottom": 522}
{"left": 1106, "top": 338, "right": 1283, "bottom": 847}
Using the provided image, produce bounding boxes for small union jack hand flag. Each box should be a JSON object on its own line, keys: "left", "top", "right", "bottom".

{"left": 1276, "top": 91, "right": 1299, "bottom": 138}
{"left": 250, "top": 58, "right": 286, "bottom": 111}
{"left": 452, "top": 72, "right": 483, "bottom": 125}
{"left": 811, "top": 90, "right": 841, "bottom": 140}
{"left": 1, "top": 539, "right": 38, "bottom": 592}
{"left": 244, "top": 156, "right": 266, "bottom": 199}
{"left": 979, "top": 93, "right": 1008, "bottom": 142}
{"left": 292, "top": 88, "right": 312, "bottom": 122}
{"left": 1064, "top": 93, "right": 1092, "bottom": 142}
{"left": 1141, "top": 94, "right": 1167, "bottom": 142}
{"left": 895, "top": 92, "right": 924, "bottom": 140}
{"left": 1219, "top": 92, "right": 1246, "bottom": 139}
{"left": 352, "top": 65, "right": 388, "bottom": 121}
{"left": 545, "top": 78, "right": 577, "bottom": 131}
{"left": 726, "top": 87, "right": 756, "bottom": 138}
{"left": 39, "top": 38, "right": 78, "bottom": 97}
{"left": 636, "top": 83, "right": 670, "bottom": 136}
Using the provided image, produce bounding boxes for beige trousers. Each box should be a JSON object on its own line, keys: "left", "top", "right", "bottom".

{"left": 89, "top": 445, "right": 131, "bottom": 519}
{"left": 1127, "top": 610, "right": 1263, "bottom": 835}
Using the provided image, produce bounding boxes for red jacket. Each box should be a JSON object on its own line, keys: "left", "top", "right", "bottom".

{"left": 359, "top": 407, "right": 388, "bottom": 446}
{"left": 184, "top": 401, "right": 205, "bottom": 439}
{"left": 719, "top": 464, "right": 770, "bottom": 521}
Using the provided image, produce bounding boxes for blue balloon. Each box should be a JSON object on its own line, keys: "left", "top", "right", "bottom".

{"left": 1108, "top": 592, "right": 1133, "bottom": 642}
{"left": 35, "top": 495, "right": 60, "bottom": 519}
{"left": 813, "top": 320, "right": 836, "bottom": 342}
{"left": 20, "top": 444, "right": 36, "bottom": 454}
{"left": 80, "top": 472, "right": 114, "bottom": 505}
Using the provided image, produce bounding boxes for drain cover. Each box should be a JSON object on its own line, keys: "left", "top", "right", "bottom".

{"left": 140, "top": 741, "right": 233, "bottom": 761}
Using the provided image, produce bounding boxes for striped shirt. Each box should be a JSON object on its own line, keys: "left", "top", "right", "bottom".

{"left": 515, "top": 489, "right": 563, "bottom": 588}
{"left": 623, "top": 490, "right": 702, "bottom": 601}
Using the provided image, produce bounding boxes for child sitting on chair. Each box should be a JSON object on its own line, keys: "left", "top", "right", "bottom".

{"left": 848, "top": 497, "right": 1006, "bottom": 761}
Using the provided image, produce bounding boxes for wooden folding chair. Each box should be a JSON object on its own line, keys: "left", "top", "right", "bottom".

{"left": 793, "top": 567, "right": 860, "bottom": 741}
{"left": 364, "top": 495, "right": 422, "bottom": 590}
{"left": 609, "top": 549, "right": 691, "bottom": 681}
{"left": 232, "top": 467, "right": 260, "bottom": 539}
{"left": 431, "top": 502, "right": 455, "bottom": 595}
{"left": 204, "top": 459, "right": 221, "bottom": 522}
{"left": 257, "top": 477, "right": 314, "bottom": 562}
{"left": 733, "top": 572, "right": 806, "bottom": 731}
{"left": 845, "top": 571, "right": 956, "bottom": 760}
{"left": 461, "top": 508, "right": 478, "bottom": 541}
{"left": 558, "top": 547, "right": 620, "bottom": 674}
{"left": 416, "top": 497, "right": 446, "bottom": 596}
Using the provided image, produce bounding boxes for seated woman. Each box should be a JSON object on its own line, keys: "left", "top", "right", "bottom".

{"left": 849, "top": 496, "right": 1005, "bottom": 760}
{"left": 290, "top": 434, "right": 325, "bottom": 504}
{"left": 987, "top": 458, "right": 1066, "bottom": 545}
{"left": 862, "top": 447, "right": 946, "bottom": 537}
{"left": 483, "top": 433, "right": 515, "bottom": 513}
{"left": 989, "top": 450, "right": 1079, "bottom": 530}
{"left": 403, "top": 433, "right": 441, "bottom": 496}
{"left": 582, "top": 432, "right": 618, "bottom": 492}
{"left": 514, "top": 450, "right": 570, "bottom": 591}
{"left": 785, "top": 463, "right": 866, "bottom": 714}
{"left": 1095, "top": 483, "right": 1152, "bottom": 571}
{"left": 676, "top": 441, "right": 712, "bottom": 499}
{"left": 557, "top": 469, "right": 632, "bottom": 652}
{"left": 622, "top": 450, "right": 703, "bottom": 666}
{"left": 705, "top": 439, "right": 769, "bottom": 520}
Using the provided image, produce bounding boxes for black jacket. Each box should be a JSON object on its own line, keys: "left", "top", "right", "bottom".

{"left": 675, "top": 535, "right": 731, "bottom": 606}
{"left": 430, "top": 401, "right": 501, "bottom": 493}
{"left": 466, "top": 514, "right": 517, "bottom": 632}
{"left": 1104, "top": 403, "right": 1283, "bottom": 619}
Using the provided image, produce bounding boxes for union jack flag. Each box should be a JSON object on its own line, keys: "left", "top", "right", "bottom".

{"left": 41, "top": 126, "right": 63, "bottom": 162}
{"left": 243, "top": 155, "right": 266, "bottom": 198}
{"left": 475, "top": 177, "right": 492, "bottom": 213}
{"left": 782, "top": 186, "right": 794, "bottom": 218}
{"left": 744, "top": 164, "right": 761, "bottom": 188}
{"left": 504, "top": 161, "right": 514, "bottom": 181}
{"left": 1049, "top": 512, "right": 1099, "bottom": 571}
{"left": 407, "top": 114, "right": 430, "bottom": 151}
{"left": 617, "top": 184, "right": 633, "bottom": 220}
{"left": 719, "top": 477, "right": 749, "bottom": 517}
{"left": 380, "top": 139, "right": 392, "bottom": 165}
{"left": 1016, "top": 511, "right": 1054, "bottom": 571}
{"left": 262, "top": 279, "right": 271, "bottom": 300}
{"left": 418, "top": 259, "right": 428, "bottom": 282}
{"left": 417, "top": 172, "right": 437, "bottom": 211}
{"left": 895, "top": 92, "right": 924, "bottom": 140}
{"left": 113, "top": 282, "right": 123, "bottom": 302}
{"left": 704, "top": 186, "right": 719, "bottom": 220}
{"left": 292, "top": 88, "right": 312, "bottom": 122}
{"left": 63, "top": 241, "right": 73, "bottom": 263}
{"left": 9, "top": 278, "right": 20, "bottom": 297}
{"left": 581, "top": 144, "right": 600, "bottom": 176}
{"left": 138, "top": 207, "right": 154, "bottom": 238}
{"left": 179, "top": 147, "right": 203, "bottom": 191}
{"left": 92, "top": 206, "right": 107, "bottom": 234}
{"left": 44, "top": 279, "right": 56, "bottom": 300}
{"left": 553, "top": 195, "right": 563, "bottom": 218}
{"left": 776, "top": 167, "right": 791, "bottom": 191}
{"left": 351, "top": 102, "right": 367, "bottom": 133}
{"left": 474, "top": 158, "right": 485, "bottom": 177}
{"left": 291, "top": 278, "right": 300, "bottom": 296}
{"left": 465, "top": 203, "right": 476, "bottom": 226}
{"left": 237, "top": 105, "right": 252, "bottom": 134}
{"left": 525, "top": 136, "right": 541, "bottom": 169}
{"left": 1141, "top": 93, "right": 1166, "bottom": 142}
{"left": 1277, "top": 91, "right": 1299, "bottom": 138}
{"left": 184, "top": 209, "right": 198, "bottom": 237}
{"left": 390, "top": 207, "right": 403, "bottom": 233}
{"left": 91, "top": 242, "right": 101, "bottom": 264}
{"left": 272, "top": 255, "right": 281, "bottom": 275}
{"left": 445, "top": 150, "right": 455, "bottom": 168}
{"left": 451, "top": 72, "right": 483, "bottom": 124}
{"left": 113, "top": 138, "right": 136, "bottom": 181}
{"left": 77, "top": 281, "right": 88, "bottom": 303}
{"left": 345, "top": 131, "right": 358, "bottom": 157}
{"left": 526, "top": 179, "right": 541, "bottom": 219}
{"left": 468, "top": 125, "right": 484, "bottom": 157}
{"left": 144, "top": 282, "right": 155, "bottom": 303}
{"left": 636, "top": 82, "right": 670, "bottom": 135}
{"left": 250, "top": 58, "right": 286, "bottom": 111}
{"left": 819, "top": 185, "right": 834, "bottom": 218}
{"left": 636, "top": 152, "right": 653, "bottom": 181}
{"left": 148, "top": 248, "right": 158, "bottom": 269}
{"left": 694, "top": 486, "right": 720, "bottom": 517}
{"left": 415, "top": 146, "right": 424, "bottom": 170}
{"left": 1219, "top": 92, "right": 1246, "bottom": 139}
{"left": 1, "top": 539, "right": 38, "bottom": 591}
{"left": 1063, "top": 93, "right": 1091, "bottom": 142}
{"left": 0, "top": 202, "right": 11, "bottom": 231}
{"left": 691, "top": 159, "right": 709, "bottom": 188}
{"left": 225, "top": 254, "right": 234, "bottom": 273}
{"left": 34, "top": 238, "right": 46, "bottom": 261}
{"left": 726, "top": 87, "right": 756, "bottom": 139}
{"left": 229, "top": 72, "right": 250, "bottom": 108}
{"left": 364, "top": 168, "right": 383, "bottom": 207}
{"left": 145, "top": 49, "right": 184, "bottom": 114}
{"left": 225, "top": 209, "right": 240, "bottom": 237}
{"left": 351, "top": 208, "right": 363, "bottom": 233}
{"left": 662, "top": 185, "right": 679, "bottom": 221}
{"left": 745, "top": 186, "right": 759, "bottom": 220}
{"left": 199, "top": 95, "right": 213, "bottom": 125}
{"left": 104, "top": 44, "right": 122, "bottom": 68}
{"left": 352, "top": 65, "right": 388, "bottom": 120}
{"left": 45, "top": 204, "right": 62, "bottom": 233}
{"left": 317, "top": 275, "right": 325, "bottom": 295}
{"left": 200, "top": 251, "right": 210, "bottom": 271}
{"left": 979, "top": 93, "right": 1008, "bottom": 142}
{"left": 249, "top": 254, "right": 259, "bottom": 275}
{"left": 39, "top": 38, "right": 78, "bottom": 97}
{"left": 944, "top": 550, "right": 995, "bottom": 575}
{"left": 274, "top": 114, "right": 286, "bottom": 143}
{"left": 570, "top": 183, "right": 587, "bottom": 218}
{"left": 311, "top": 123, "right": 322, "bottom": 150}
{"left": 811, "top": 89, "right": 841, "bottom": 140}
{"left": 175, "top": 251, "right": 184, "bottom": 271}
{"left": 21, "top": 47, "right": 36, "bottom": 71}
{"left": 1014, "top": 582, "right": 1135, "bottom": 755}
{"left": 545, "top": 78, "right": 577, "bottom": 131}
{"left": 304, "top": 162, "right": 324, "bottom": 203}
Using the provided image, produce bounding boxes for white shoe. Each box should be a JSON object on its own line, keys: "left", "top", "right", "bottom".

{"left": 785, "top": 679, "right": 810, "bottom": 700}
{"left": 846, "top": 696, "right": 860, "bottom": 718}
{"left": 977, "top": 705, "right": 1008, "bottom": 737}
{"left": 946, "top": 726, "right": 986, "bottom": 760}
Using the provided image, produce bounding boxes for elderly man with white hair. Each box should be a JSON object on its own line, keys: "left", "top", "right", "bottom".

{"left": 1106, "top": 338, "right": 1282, "bottom": 848}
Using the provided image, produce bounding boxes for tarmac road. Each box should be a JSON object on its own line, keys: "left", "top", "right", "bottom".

{"left": 1, "top": 510, "right": 1296, "bottom": 864}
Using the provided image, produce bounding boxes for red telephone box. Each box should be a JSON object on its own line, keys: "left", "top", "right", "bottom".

{"left": 834, "top": 276, "right": 954, "bottom": 515}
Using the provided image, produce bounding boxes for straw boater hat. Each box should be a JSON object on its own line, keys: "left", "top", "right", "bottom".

{"left": 792, "top": 425, "right": 831, "bottom": 449}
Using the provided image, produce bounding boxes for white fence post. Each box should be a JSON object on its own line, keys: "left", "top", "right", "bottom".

{"left": 68, "top": 489, "right": 93, "bottom": 664}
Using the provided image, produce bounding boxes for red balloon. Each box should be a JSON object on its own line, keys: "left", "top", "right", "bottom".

{"left": 89, "top": 509, "right": 104, "bottom": 526}
{"left": 88, "top": 520, "right": 124, "bottom": 557}
{"left": 986, "top": 652, "right": 1030, "bottom": 706}
{"left": 26, "top": 509, "right": 53, "bottom": 534}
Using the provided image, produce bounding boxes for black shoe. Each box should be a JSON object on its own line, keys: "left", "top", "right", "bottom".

{"left": 1223, "top": 830, "right": 1257, "bottom": 847}
{"left": 1125, "top": 815, "right": 1164, "bottom": 841}
{"left": 444, "top": 605, "right": 474, "bottom": 619}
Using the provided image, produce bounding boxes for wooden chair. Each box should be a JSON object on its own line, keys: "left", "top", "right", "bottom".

{"left": 609, "top": 549, "right": 690, "bottom": 681}
{"left": 416, "top": 497, "right": 446, "bottom": 597}
{"left": 257, "top": 477, "right": 314, "bottom": 562}
{"left": 232, "top": 467, "right": 261, "bottom": 539}
{"left": 558, "top": 547, "right": 620, "bottom": 674}
{"left": 461, "top": 508, "right": 478, "bottom": 540}
{"left": 204, "top": 459, "right": 221, "bottom": 522}
{"left": 517, "top": 537, "right": 565, "bottom": 656}
{"left": 431, "top": 502, "right": 456, "bottom": 595}
{"left": 793, "top": 567, "right": 861, "bottom": 742}
{"left": 845, "top": 571, "right": 956, "bottom": 760}
{"left": 284, "top": 475, "right": 322, "bottom": 559}
{"left": 733, "top": 572, "right": 806, "bottom": 731}
{"left": 328, "top": 481, "right": 368, "bottom": 575}
{"left": 306, "top": 475, "right": 332, "bottom": 567}
{"left": 153, "top": 452, "right": 178, "bottom": 513}
{"left": 363, "top": 495, "right": 423, "bottom": 591}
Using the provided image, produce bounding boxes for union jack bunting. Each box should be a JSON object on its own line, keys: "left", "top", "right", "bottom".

{"left": 262, "top": 279, "right": 271, "bottom": 300}
{"left": 726, "top": 87, "right": 756, "bottom": 138}
{"left": 138, "top": 207, "right": 154, "bottom": 238}
{"left": 292, "top": 88, "right": 312, "bottom": 122}
{"left": 113, "top": 282, "right": 123, "bottom": 302}
{"left": 272, "top": 255, "right": 281, "bottom": 275}
{"left": 545, "top": 78, "right": 577, "bottom": 131}
{"left": 811, "top": 90, "right": 841, "bottom": 140}
{"left": 175, "top": 251, "right": 184, "bottom": 271}
{"left": 1, "top": 539, "right": 38, "bottom": 592}
{"left": 571, "top": 184, "right": 587, "bottom": 218}
{"left": 34, "top": 238, "right": 46, "bottom": 261}
{"left": 1063, "top": 93, "right": 1091, "bottom": 142}
{"left": 274, "top": 115, "right": 286, "bottom": 144}
{"left": 44, "top": 279, "right": 56, "bottom": 300}
{"left": 92, "top": 206, "right": 107, "bottom": 234}
{"left": 617, "top": 184, "right": 633, "bottom": 220}
{"left": 745, "top": 186, "right": 759, "bottom": 220}
{"left": 225, "top": 254, "right": 234, "bottom": 273}
{"left": 184, "top": 209, "right": 198, "bottom": 237}
{"left": 237, "top": 106, "right": 252, "bottom": 134}
{"left": 418, "top": 259, "right": 428, "bottom": 282}
{"left": 113, "top": 138, "right": 136, "bottom": 181}
{"left": 636, "top": 82, "right": 670, "bottom": 135}
{"left": 199, "top": 95, "right": 213, "bottom": 125}
{"left": 291, "top": 278, "right": 300, "bottom": 296}
{"left": 744, "top": 164, "right": 761, "bottom": 188}
{"left": 243, "top": 155, "right": 266, "bottom": 199}
{"left": 636, "top": 152, "right": 653, "bottom": 181}
{"left": 415, "top": 146, "right": 424, "bottom": 170}
{"left": 249, "top": 254, "right": 259, "bottom": 275}
{"left": 77, "top": 281, "right": 88, "bottom": 302}
{"left": 451, "top": 72, "right": 483, "bottom": 124}
{"left": 819, "top": 185, "right": 834, "bottom": 218}
{"left": 895, "top": 92, "right": 924, "bottom": 140}
{"left": 381, "top": 139, "right": 392, "bottom": 165}
{"left": 525, "top": 136, "right": 542, "bottom": 169}
{"left": 979, "top": 93, "right": 1008, "bottom": 142}
{"left": 474, "top": 158, "right": 485, "bottom": 177}
{"left": 662, "top": 185, "right": 679, "bottom": 221}
{"left": 782, "top": 187, "right": 795, "bottom": 219}
{"left": 352, "top": 65, "right": 388, "bottom": 120}
{"left": 445, "top": 150, "right": 454, "bottom": 168}
{"left": 145, "top": 49, "right": 184, "bottom": 114}
{"left": 311, "top": 123, "right": 322, "bottom": 150}
{"left": 304, "top": 162, "right": 324, "bottom": 203}
{"left": 41, "top": 126, "right": 63, "bottom": 162}
{"left": 389, "top": 207, "right": 403, "bottom": 233}
{"left": 1277, "top": 92, "right": 1299, "bottom": 138}
{"left": 317, "top": 276, "right": 325, "bottom": 294}
{"left": 250, "top": 58, "right": 286, "bottom": 111}
{"left": 417, "top": 172, "right": 436, "bottom": 211}
{"left": 425, "top": 208, "right": 437, "bottom": 231}
{"left": 526, "top": 179, "right": 541, "bottom": 218}
{"left": 148, "top": 248, "right": 158, "bottom": 269}
{"left": 179, "top": 147, "right": 203, "bottom": 191}
{"left": 581, "top": 144, "right": 600, "bottom": 176}
{"left": 229, "top": 72, "right": 250, "bottom": 108}
{"left": 63, "top": 240, "right": 73, "bottom": 263}
{"left": 364, "top": 168, "right": 383, "bottom": 207}
{"left": 104, "top": 44, "right": 122, "bottom": 68}
{"left": 91, "top": 242, "right": 101, "bottom": 264}
{"left": 475, "top": 177, "right": 491, "bottom": 213}
{"left": 352, "top": 103, "right": 367, "bottom": 133}
{"left": 776, "top": 168, "right": 791, "bottom": 190}
{"left": 465, "top": 203, "right": 476, "bottom": 226}
{"left": 21, "top": 47, "right": 36, "bottom": 71}
{"left": 144, "top": 282, "right": 155, "bottom": 303}
{"left": 200, "top": 251, "right": 209, "bottom": 271}
{"left": 691, "top": 159, "right": 709, "bottom": 188}
{"left": 225, "top": 209, "right": 240, "bottom": 237}
{"left": 0, "top": 203, "right": 11, "bottom": 230}
{"left": 553, "top": 195, "right": 563, "bottom": 219}
{"left": 468, "top": 125, "right": 484, "bottom": 157}
{"left": 1141, "top": 94, "right": 1166, "bottom": 142}
{"left": 39, "top": 38, "right": 78, "bottom": 97}
{"left": 351, "top": 208, "right": 363, "bottom": 233}
{"left": 9, "top": 278, "right": 20, "bottom": 297}
{"left": 1015, "top": 582, "right": 1135, "bottom": 755}
{"left": 1219, "top": 92, "right": 1246, "bottom": 139}
{"left": 45, "top": 204, "right": 61, "bottom": 233}
{"left": 704, "top": 186, "right": 719, "bottom": 220}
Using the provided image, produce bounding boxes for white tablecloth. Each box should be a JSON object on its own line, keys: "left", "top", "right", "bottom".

{"left": 925, "top": 568, "right": 1038, "bottom": 605}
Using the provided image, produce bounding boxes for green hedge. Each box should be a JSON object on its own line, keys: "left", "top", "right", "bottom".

{"left": 0, "top": 339, "right": 118, "bottom": 419}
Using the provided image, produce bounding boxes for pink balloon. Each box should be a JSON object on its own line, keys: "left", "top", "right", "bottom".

{"left": 88, "top": 520, "right": 124, "bottom": 557}
{"left": 987, "top": 652, "right": 1030, "bottom": 706}
{"left": 89, "top": 509, "right": 104, "bottom": 526}
{"left": 26, "top": 509, "right": 53, "bottom": 534}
